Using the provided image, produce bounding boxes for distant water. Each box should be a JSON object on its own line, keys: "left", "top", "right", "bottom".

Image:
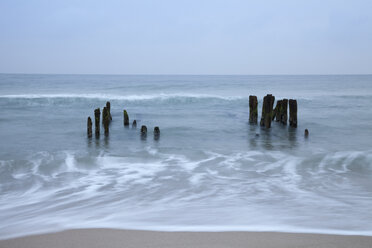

{"left": 0, "top": 74, "right": 372, "bottom": 239}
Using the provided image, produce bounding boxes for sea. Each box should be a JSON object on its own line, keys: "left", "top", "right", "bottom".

{"left": 0, "top": 74, "right": 371, "bottom": 239}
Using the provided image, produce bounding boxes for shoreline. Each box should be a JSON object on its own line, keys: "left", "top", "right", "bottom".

{"left": 1, "top": 229, "right": 372, "bottom": 248}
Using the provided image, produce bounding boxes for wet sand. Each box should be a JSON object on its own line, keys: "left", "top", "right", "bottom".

{"left": 1, "top": 229, "right": 372, "bottom": 248}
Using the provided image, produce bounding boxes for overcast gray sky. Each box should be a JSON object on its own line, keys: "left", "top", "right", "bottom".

{"left": 1, "top": 0, "right": 372, "bottom": 74}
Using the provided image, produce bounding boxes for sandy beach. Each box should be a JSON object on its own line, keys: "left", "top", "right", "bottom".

{"left": 1, "top": 229, "right": 372, "bottom": 248}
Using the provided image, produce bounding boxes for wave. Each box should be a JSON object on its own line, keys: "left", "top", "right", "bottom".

{"left": 0, "top": 93, "right": 322, "bottom": 103}
{"left": 0, "top": 93, "right": 322, "bottom": 110}
{"left": 0, "top": 93, "right": 244, "bottom": 101}
{"left": 0, "top": 93, "right": 249, "bottom": 108}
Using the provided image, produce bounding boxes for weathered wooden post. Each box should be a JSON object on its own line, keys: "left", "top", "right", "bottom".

{"left": 141, "top": 125, "right": 147, "bottom": 139}
{"left": 87, "top": 117, "right": 92, "bottom": 138}
{"left": 273, "top": 99, "right": 288, "bottom": 124}
{"left": 273, "top": 100, "right": 282, "bottom": 121}
{"left": 141, "top": 125, "right": 147, "bottom": 134}
{"left": 132, "top": 120, "right": 137, "bottom": 128}
{"left": 102, "top": 106, "right": 107, "bottom": 124}
{"left": 94, "top": 108, "right": 100, "bottom": 137}
{"left": 154, "top": 126, "right": 160, "bottom": 140}
{"left": 249, "top": 95, "right": 258, "bottom": 124}
{"left": 106, "top": 101, "right": 112, "bottom": 121}
{"left": 304, "top": 129, "right": 309, "bottom": 137}
{"left": 102, "top": 107, "right": 109, "bottom": 135}
{"left": 260, "top": 94, "right": 275, "bottom": 128}
{"left": 289, "top": 99, "right": 297, "bottom": 128}
{"left": 123, "top": 110, "right": 129, "bottom": 126}
{"left": 281, "top": 99, "right": 288, "bottom": 125}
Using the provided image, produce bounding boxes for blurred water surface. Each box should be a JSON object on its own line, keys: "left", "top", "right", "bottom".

{"left": 0, "top": 74, "right": 372, "bottom": 238}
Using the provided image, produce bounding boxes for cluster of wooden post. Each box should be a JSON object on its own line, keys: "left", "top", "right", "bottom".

{"left": 87, "top": 101, "right": 160, "bottom": 140}
{"left": 138, "top": 125, "right": 160, "bottom": 140}
{"left": 86, "top": 102, "right": 111, "bottom": 138}
{"left": 90, "top": 102, "right": 112, "bottom": 137}
{"left": 123, "top": 109, "right": 160, "bottom": 140}
{"left": 249, "top": 94, "right": 297, "bottom": 128}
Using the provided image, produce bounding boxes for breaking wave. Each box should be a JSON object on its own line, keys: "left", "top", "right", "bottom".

{"left": 0, "top": 93, "right": 244, "bottom": 101}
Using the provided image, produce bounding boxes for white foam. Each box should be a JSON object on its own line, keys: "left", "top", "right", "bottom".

{"left": 1, "top": 149, "right": 372, "bottom": 239}
{"left": 0, "top": 93, "right": 244, "bottom": 101}
{"left": 64, "top": 152, "right": 77, "bottom": 172}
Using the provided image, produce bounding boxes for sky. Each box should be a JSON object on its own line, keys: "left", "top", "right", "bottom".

{"left": 0, "top": 0, "right": 372, "bottom": 75}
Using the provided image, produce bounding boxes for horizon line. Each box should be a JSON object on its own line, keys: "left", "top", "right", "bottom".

{"left": 1, "top": 72, "right": 372, "bottom": 77}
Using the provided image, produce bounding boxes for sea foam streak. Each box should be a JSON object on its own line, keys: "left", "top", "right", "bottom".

{"left": 1, "top": 149, "right": 372, "bottom": 238}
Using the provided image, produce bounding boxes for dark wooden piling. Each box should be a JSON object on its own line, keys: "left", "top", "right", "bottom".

{"left": 132, "top": 120, "right": 137, "bottom": 128}
{"left": 154, "top": 126, "right": 160, "bottom": 140}
{"left": 123, "top": 110, "right": 129, "bottom": 126}
{"left": 249, "top": 95, "right": 258, "bottom": 124}
{"left": 273, "top": 100, "right": 283, "bottom": 121}
{"left": 102, "top": 106, "right": 107, "bottom": 124}
{"left": 87, "top": 117, "right": 92, "bottom": 138}
{"left": 260, "top": 94, "right": 275, "bottom": 128}
{"left": 106, "top": 101, "right": 112, "bottom": 121}
{"left": 289, "top": 99, "right": 297, "bottom": 128}
{"left": 102, "top": 107, "right": 109, "bottom": 135}
{"left": 273, "top": 99, "right": 288, "bottom": 124}
{"left": 94, "top": 108, "right": 100, "bottom": 137}
{"left": 281, "top": 99, "right": 288, "bottom": 125}
{"left": 304, "top": 129, "right": 309, "bottom": 137}
{"left": 141, "top": 125, "right": 147, "bottom": 134}
{"left": 141, "top": 125, "right": 147, "bottom": 139}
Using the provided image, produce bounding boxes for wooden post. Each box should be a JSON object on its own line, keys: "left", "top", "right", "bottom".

{"left": 141, "top": 125, "right": 147, "bottom": 134}
{"left": 132, "top": 120, "right": 137, "bottom": 128}
{"left": 141, "top": 125, "right": 147, "bottom": 139}
{"left": 123, "top": 110, "right": 129, "bottom": 126}
{"left": 260, "top": 94, "right": 275, "bottom": 128}
{"left": 273, "top": 99, "right": 288, "bottom": 124}
{"left": 281, "top": 99, "right": 288, "bottom": 125}
{"left": 273, "top": 100, "right": 282, "bottom": 121}
{"left": 102, "top": 106, "right": 107, "bottom": 124}
{"left": 289, "top": 99, "right": 297, "bottom": 128}
{"left": 106, "top": 101, "right": 112, "bottom": 121}
{"left": 249, "top": 95, "right": 258, "bottom": 124}
{"left": 87, "top": 117, "right": 92, "bottom": 138}
{"left": 304, "top": 129, "right": 309, "bottom": 137}
{"left": 94, "top": 108, "right": 100, "bottom": 137}
{"left": 102, "top": 107, "right": 109, "bottom": 135}
{"left": 154, "top": 126, "right": 160, "bottom": 140}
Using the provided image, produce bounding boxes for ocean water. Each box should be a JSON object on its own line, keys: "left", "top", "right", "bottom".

{"left": 0, "top": 74, "right": 372, "bottom": 239}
